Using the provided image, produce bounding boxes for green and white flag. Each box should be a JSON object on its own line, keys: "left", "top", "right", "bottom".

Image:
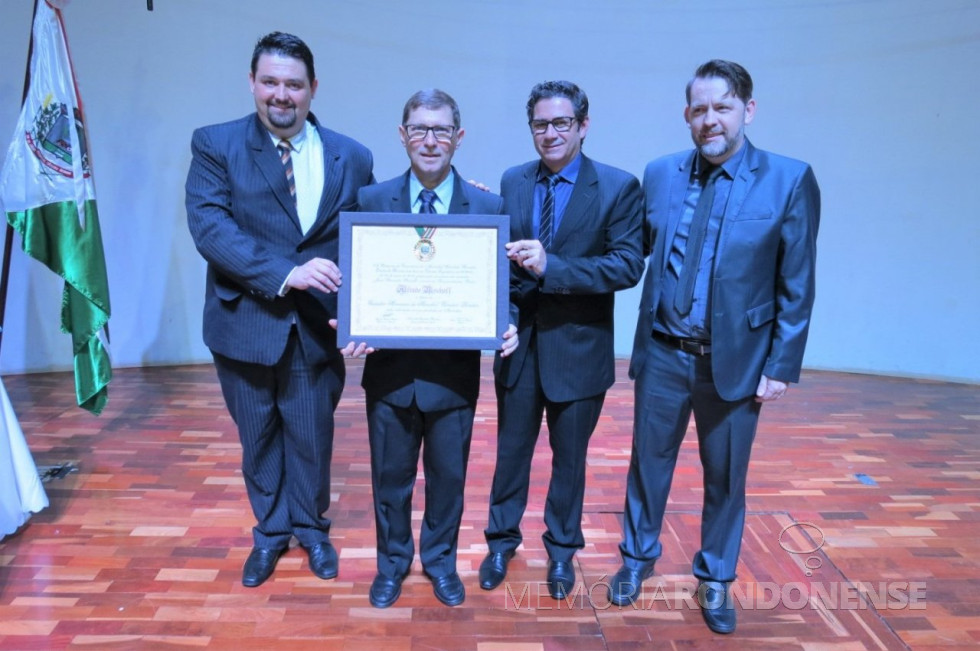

{"left": 1, "top": 0, "right": 111, "bottom": 415}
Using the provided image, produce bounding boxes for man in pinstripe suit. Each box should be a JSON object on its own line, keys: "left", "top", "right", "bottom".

{"left": 186, "top": 32, "right": 374, "bottom": 587}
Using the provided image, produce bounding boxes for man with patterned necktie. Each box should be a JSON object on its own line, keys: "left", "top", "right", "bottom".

{"left": 186, "top": 32, "right": 374, "bottom": 588}
{"left": 356, "top": 89, "right": 517, "bottom": 608}
{"left": 479, "top": 80, "right": 645, "bottom": 600}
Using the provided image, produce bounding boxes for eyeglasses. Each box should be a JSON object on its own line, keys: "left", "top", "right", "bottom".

{"left": 529, "top": 116, "right": 577, "bottom": 134}
{"left": 404, "top": 124, "right": 457, "bottom": 142}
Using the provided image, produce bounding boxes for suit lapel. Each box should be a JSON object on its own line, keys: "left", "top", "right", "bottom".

{"left": 310, "top": 122, "right": 343, "bottom": 240}
{"left": 721, "top": 141, "right": 758, "bottom": 223}
{"left": 448, "top": 168, "right": 471, "bottom": 213}
{"left": 658, "top": 152, "right": 695, "bottom": 273}
{"left": 249, "top": 115, "right": 302, "bottom": 232}
{"left": 551, "top": 156, "right": 597, "bottom": 251}
{"left": 716, "top": 141, "right": 760, "bottom": 260}
{"left": 393, "top": 171, "right": 412, "bottom": 212}
{"left": 515, "top": 163, "right": 537, "bottom": 239}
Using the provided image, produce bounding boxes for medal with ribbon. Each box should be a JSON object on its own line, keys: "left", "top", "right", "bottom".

{"left": 413, "top": 225, "right": 437, "bottom": 261}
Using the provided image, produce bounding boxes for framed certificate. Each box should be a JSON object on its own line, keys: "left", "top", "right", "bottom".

{"left": 337, "top": 211, "right": 510, "bottom": 350}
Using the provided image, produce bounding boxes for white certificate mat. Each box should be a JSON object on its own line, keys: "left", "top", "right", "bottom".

{"left": 338, "top": 212, "right": 509, "bottom": 350}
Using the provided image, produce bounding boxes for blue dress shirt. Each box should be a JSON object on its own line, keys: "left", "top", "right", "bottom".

{"left": 533, "top": 154, "right": 582, "bottom": 241}
{"left": 655, "top": 145, "right": 746, "bottom": 341}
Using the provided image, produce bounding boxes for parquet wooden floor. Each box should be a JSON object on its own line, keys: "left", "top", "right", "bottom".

{"left": 0, "top": 360, "right": 977, "bottom": 650}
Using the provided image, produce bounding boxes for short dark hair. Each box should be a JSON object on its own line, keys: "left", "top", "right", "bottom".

{"left": 402, "top": 89, "right": 461, "bottom": 128}
{"left": 686, "top": 60, "right": 753, "bottom": 105}
{"left": 251, "top": 32, "right": 315, "bottom": 84}
{"left": 525, "top": 80, "right": 589, "bottom": 122}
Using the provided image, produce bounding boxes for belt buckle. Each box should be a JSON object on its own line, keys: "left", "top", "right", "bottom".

{"left": 683, "top": 338, "right": 707, "bottom": 355}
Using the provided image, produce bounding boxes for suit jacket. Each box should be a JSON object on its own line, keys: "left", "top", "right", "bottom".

{"left": 358, "top": 170, "right": 506, "bottom": 411}
{"left": 186, "top": 112, "right": 374, "bottom": 366}
{"left": 494, "top": 155, "right": 645, "bottom": 403}
{"left": 630, "top": 140, "right": 820, "bottom": 401}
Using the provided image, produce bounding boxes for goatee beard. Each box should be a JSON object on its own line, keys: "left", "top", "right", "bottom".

{"left": 268, "top": 105, "right": 297, "bottom": 130}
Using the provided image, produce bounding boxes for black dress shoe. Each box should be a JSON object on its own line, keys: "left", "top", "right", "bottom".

{"left": 242, "top": 547, "right": 285, "bottom": 587}
{"left": 699, "top": 580, "right": 736, "bottom": 634}
{"left": 369, "top": 574, "right": 404, "bottom": 608}
{"left": 479, "top": 550, "right": 514, "bottom": 590}
{"left": 305, "top": 541, "right": 338, "bottom": 580}
{"left": 429, "top": 571, "right": 465, "bottom": 607}
{"left": 546, "top": 560, "right": 575, "bottom": 599}
{"left": 608, "top": 563, "right": 654, "bottom": 606}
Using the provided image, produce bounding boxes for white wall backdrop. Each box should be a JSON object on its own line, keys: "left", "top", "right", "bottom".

{"left": 1, "top": 0, "right": 977, "bottom": 382}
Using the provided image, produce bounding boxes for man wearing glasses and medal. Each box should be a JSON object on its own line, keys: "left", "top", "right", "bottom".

{"left": 356, "top": 89, "right": 518, "bottom": 609}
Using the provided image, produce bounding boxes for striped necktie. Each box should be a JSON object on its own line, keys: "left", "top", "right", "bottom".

{"left": 419, "top": 189, "right": 437, "bottom": 214}
{"left": 277, "top": 139, "right": 295, "bottom": 202}
{"left": 539, "top": 174, "right": 559, "bottom": 251}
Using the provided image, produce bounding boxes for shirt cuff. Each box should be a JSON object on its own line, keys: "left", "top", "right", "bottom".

{"left": 278, "top": 267, "right": 297, "bottom": 297}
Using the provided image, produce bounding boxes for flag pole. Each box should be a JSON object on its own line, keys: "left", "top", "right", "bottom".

{"left": 0, "top": 0, "right": 41, "bottom": 356}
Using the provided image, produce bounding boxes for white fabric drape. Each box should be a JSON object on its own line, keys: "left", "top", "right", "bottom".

{"left": 0, "top": 377, "right": 48, "bottom": 539}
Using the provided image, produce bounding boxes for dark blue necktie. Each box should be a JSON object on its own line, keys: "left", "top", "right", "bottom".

{"left": 419, "top": 189, "right": 437, "bottom": 214}
{"left": 674, "top": 166, "right": 722, "bottom": 316}
{"left": 539, "top": 174, "right": 559, "bottom": 250}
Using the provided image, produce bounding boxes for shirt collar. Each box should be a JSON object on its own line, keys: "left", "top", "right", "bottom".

{"left": 271, "top": 120, "right": 311, "bottom": 152}
{"left": 693, "top": 141, "right": 746, "bottom": 181}
{"left": 537, "top": 152, "right": 582, "bottom": 185}
{"left": 410, "top": 169, "right": 455, "bottom": 210}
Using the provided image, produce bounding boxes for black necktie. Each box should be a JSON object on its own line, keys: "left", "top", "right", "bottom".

{"left": 674, "top": 165, "right": 723, "bottom": 316}
{"left": 539, "top": 174, "right": 559, "bottom": 250}
{"left": 419, "top": 189, "right": 437, "bottom": 214}
{"left": 277, "top": 140, "right": 295, "bottom": 201}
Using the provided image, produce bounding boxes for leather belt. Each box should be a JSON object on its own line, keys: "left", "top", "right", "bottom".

{"left": 652, "top": 331, "right": 711, "bottom": 356}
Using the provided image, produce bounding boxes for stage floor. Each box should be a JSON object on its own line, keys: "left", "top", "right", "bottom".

{"left": 1, "top": 360, "right": 977, "bottom": 650}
